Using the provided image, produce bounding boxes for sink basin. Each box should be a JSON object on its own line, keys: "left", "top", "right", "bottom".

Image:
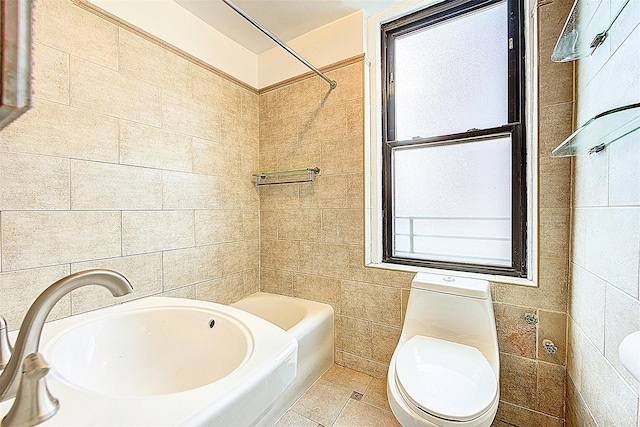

{"left": 45, "top": 307, "right": 252, "bottom": 397}
{"left": 619, "top": 331, "right": 640, "bottom": 382}
{"left": 1, "top": 297, "right": 297, "bottom": 426}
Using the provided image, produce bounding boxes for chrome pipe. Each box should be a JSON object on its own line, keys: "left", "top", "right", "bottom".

{"left": 220, "top": 0, "right": 337, "bottom": 90}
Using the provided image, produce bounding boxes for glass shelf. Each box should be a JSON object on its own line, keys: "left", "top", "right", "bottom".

{"left": 551, "top": 0, "right": 630, "bottom": 62}
{"left": 251, "top": 167, "right": 320, "bottom": 186}
{"left": 551, "top": 103, "right": 640, "bottom": 157}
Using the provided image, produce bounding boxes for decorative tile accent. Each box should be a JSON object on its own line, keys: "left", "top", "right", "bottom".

{"left": 495, "top": 303, "right": 537, "bottom": 359}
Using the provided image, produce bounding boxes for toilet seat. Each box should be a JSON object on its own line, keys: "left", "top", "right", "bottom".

{"left": 395, "top": 335, "right": 498, "bottom": 423}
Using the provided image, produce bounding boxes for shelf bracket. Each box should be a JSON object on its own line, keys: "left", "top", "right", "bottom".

{"left": 251, "top": 167, "right": 321, "bottom": 186}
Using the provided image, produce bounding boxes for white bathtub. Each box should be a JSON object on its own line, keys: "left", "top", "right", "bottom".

{"left": 231, "top": 292, "right": 334, "bottom": 426}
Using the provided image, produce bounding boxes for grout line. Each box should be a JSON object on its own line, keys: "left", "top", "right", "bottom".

{"left": 329, "top": 392, "right": 352, "bottom": 427}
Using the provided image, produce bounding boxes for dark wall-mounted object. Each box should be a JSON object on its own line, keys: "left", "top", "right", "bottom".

{"left": 0, "top": 0, "right": 33, "bottom": 131}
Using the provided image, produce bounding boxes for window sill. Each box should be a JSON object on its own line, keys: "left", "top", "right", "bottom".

{"left": 366, "top": 261, "right": 537, "bottom": 287}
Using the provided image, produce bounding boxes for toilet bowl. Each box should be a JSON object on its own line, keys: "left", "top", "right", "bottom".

{"left": 387, "top": 273, "right": 500, "bottom": 427}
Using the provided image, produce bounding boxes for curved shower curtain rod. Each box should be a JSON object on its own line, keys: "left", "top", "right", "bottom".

{"left": 220, "top": 0, "right": 338, "bottom": 90}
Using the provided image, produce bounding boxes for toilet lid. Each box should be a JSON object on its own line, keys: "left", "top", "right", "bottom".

{"left": 395, "top": 336, "right": 497, "bottom": 422}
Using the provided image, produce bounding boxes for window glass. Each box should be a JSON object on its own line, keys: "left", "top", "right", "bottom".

{"left": 394, "top": 2, "right": 508, "bottom": 140}
{"left": 392, "top": 136, "right": 512, "bottom": 266}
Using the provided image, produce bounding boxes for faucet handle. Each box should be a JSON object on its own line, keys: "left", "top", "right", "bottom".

{"left": 0, "top": 317, "right": 12, "bottom": 370}
{"left": 1, "top": 353, "right": 59, "bottom": 427}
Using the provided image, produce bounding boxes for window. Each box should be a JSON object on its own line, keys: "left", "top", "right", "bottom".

{"left": 381, "top": 0, "right": 527, "bottom": 277}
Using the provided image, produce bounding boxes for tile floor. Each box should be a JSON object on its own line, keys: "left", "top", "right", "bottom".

{"left": 275, "top": 364, "right": 401, "bottom": 427}
{"left": 276, "top": 365, "right": 512, "bottom": 427}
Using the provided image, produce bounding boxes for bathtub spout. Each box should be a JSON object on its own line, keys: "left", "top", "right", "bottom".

{"left": 0, "top": 270, "right": 133, "bottom": 402}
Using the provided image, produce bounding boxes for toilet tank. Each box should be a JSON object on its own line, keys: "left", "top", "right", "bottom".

{"left": 402, "top": 273, "right": 499, "bottom": 369}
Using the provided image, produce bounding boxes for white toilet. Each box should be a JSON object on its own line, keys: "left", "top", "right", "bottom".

{"left": 387, "top": 273, "right": 500, "bottom": 427}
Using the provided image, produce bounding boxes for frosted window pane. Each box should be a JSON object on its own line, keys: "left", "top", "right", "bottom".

{"left": 394, "top": 1, "right": 508, "bottom": 141}
{"left": 392, "top": 136, "right": 512, "bottom": 266}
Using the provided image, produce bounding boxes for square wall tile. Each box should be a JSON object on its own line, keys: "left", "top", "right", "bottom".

{"left": 162, "top": 171, "right": 221, "bottom": 210}
{"left": 119, "top": 120, "right": 193, "bottom": 172}
{"left": 566, "top": 376, "right": 598, "bottom": 427}
{"left": 573, "top": 148, "right": 609, "bottom": 208}
{"left": 35, "top": 0, "right": 118, "bottom": 70}
{"left": 261, "top": 240, "right": 300, "bottom": 271}
{"left": 494, "top": 303, "right": 537, "bottom": 359}
{"left": 0, "top": 152, "right": 70, "bottom": 211}
{"left": 336, "top": 350, "right": 389, "bottom": 379}
{"left": 1, "top": 211, "right": 121, "bottom": 271}
{"left": 162, "top": 245, "right": 223, "bottom": 290}
{"left": 195, "top": 210, "right": 243, "bottom": 245}
{"left": 537, "top": 361, "right": 566, "bottom": 418}
{"left": 538, "top": 310, "right": 567, "bottom": 365}
{"left": 0, "top": 99, "right": 119, "bottom": 163}
{"left": 371, "top": 324, "right": 401, "bottom": 364}
{"left": 293, "top": 273, "right": 340, "bottom": 309}
{"left": 243, "top": 268, "right": 259, "bottom": 296}
{"left": 335, "top": 314, "right": 372, "bottom": 359}
{"left": 570, "top": 264, "right": 606, "bottom": 352}
{"left": 196, "top": 273, "right": 244, "bottom": 305}
{"left": 340, "top": 280, "right": 401, "bottom": 327}
{"left": 70, "top": 57, "right": 161, "bottom": 126}
{"left": 609, "top": 132, "right": 640, "bottom": 206}
{"left": 122, "top": 210, "right": 195, "bottom": 255}
{"left": 71, "top": 160, "right": 162, "bottom": 210}
{"left": 118, "top": 28, "right": 192, "bottom": 97}
{"left": 161, "top": 91, "right": 220, "bottom": 141}
{"left": 220, "top": 240, "right": 258, "bottom": 276}
{"left": 32, "top": 42, "right": 69, "bottom": 105}
{"left": 260, "top": 268, "right": 294, "bottom": 295}
{"left": 499, "top": 353, "right": 537, "bottom": 410}
{"left": 299, "top": 242, "right": 351, "bottom": 278}
{"left": 192, "top": 137, "right": 241, "bottom": 177}
{"left": 584, "top": 207, "right": 640, "bottom": 297}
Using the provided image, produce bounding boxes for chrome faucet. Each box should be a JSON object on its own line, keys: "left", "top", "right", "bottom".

{"left": 0, "top": 270, "right": 133, "bottom": 402}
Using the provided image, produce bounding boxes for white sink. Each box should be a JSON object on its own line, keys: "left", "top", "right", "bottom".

{"left": 1, "top": 297, "right": 297, "bottom": 426}
{"left": 46, "top": 307, "right": 252, "bottom": 397}
{"left": 619, "top": 331, "right": 640, "bottom": 382}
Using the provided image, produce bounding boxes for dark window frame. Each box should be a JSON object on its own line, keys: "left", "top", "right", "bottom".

{"left": 381, "top": 0, "right": 528, "bottom": 278}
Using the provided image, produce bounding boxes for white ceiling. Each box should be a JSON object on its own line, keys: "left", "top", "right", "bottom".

{"left": 175, "top": 0, "right": 398, "bottom": 54}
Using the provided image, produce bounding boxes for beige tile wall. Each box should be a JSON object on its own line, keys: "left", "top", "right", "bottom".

{"left": 0, "top": 0, "right": 259, "bottom": 331}
{"left": 257, "top": 1, "right": 574, "bottom": 425}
